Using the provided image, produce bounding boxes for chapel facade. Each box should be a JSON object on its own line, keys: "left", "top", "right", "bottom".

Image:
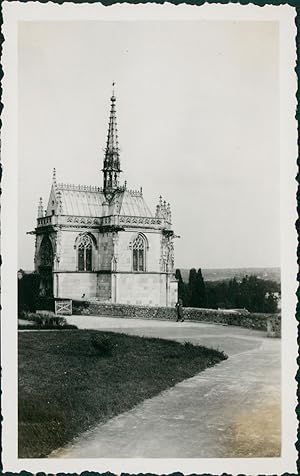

{"left": 30, "top": 89, "right": 178, "bottom": 307}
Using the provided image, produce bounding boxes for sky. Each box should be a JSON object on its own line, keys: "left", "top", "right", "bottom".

{"left": 18, "top": 20, "right": 279, "bottom": 270}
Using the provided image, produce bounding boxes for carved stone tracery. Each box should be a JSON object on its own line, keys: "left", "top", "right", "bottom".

{"left": 161, "top": 235, "right": 175, "bottom": 272}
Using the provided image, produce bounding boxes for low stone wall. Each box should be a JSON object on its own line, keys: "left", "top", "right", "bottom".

{"left": 266, "top": 314, "right": 281, "bottom": 337}
{"left": 72, "top": 300, "right": 281, "bottom": 335}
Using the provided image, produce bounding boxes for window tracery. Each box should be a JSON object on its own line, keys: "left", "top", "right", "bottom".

{"left": 132, "top": 234, "right": 147, "bottom": 272}
{"left": 77, "top": 234, "right": 93, "bottom": 271}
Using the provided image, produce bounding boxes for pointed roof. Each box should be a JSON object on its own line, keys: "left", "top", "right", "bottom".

{"left": 44, "top": 182, "right": 153, "bottom": 219}
{"left": 109, "top": 189, "right": 153, "bottom": 217}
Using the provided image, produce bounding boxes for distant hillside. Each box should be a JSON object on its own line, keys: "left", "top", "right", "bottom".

{"left": 179, "top": 267, "right": 281, "bottom": 284}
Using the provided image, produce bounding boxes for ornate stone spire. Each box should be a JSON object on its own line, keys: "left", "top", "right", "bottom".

{"left": 102, "top": 83, "right": 121, "bottom": 197}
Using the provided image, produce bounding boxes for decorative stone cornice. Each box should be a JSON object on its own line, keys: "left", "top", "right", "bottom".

{"left": 35, "top": 213, "right": 172, "bottom": 232}
{"left": 119, "top": 215, "right": 162, "bottom": 226}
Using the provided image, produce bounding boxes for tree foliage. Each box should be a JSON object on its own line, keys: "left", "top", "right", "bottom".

{"left": 176, "top": 269, "right": 280, "bottom": 314}
{"left": 175, "top": 269, "right": 189, "bottom": 306}
{"left": 18, "top": 271, "right": 40, "bottom": 314}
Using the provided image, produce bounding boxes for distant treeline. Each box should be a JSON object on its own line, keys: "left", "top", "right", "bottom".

{"left": 175, "top": 269, "right": 280, "bottom": 313}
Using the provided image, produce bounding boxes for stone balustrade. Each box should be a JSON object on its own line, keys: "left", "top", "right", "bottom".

{"left": 37, "top": 215, "right": 57, "bottom": 227}
{"left": 37, "top": 214, "right": 171, "bottom": 229}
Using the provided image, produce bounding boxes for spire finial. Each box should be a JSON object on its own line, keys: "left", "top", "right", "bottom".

{"left": 52, "top": 167, "right": 57, "bottom": 185}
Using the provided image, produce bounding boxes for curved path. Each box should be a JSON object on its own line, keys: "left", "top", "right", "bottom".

{"left": 51, "top": 316, "right": 281, "bottom": 458}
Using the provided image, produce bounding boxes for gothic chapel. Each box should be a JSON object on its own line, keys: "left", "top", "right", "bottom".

{"left": 30, "top": 88, "right": 178, "bottom": 307}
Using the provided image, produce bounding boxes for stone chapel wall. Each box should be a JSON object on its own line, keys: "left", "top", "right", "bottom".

{"left": 54, "top": 229, "right": 99, "bottom": 299}
{"left": 59, "top": 229, "right": 99, "bottom": 271}
{"left": 117, "top": 229, "right": 161, "bottom": 272}
{"left": 56, "top": 272, "right": 97, "bottom": 299}
{"left": 115, "top": 272, "right": 164, "bottom": 306}
{"left": 98, "top": 233, "right": 114, "bottom": 270}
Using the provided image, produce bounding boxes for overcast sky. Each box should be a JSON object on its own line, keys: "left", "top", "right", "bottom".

{"left": 18, "top": 20, "right": 279, "bottom": 270}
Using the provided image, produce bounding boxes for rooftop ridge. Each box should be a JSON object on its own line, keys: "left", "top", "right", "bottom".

{"left": 57, "top": 183, "right": 103, "bottom": 193}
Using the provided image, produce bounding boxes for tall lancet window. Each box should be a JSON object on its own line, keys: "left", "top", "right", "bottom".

{"left": 132, "top": 234, "right": 146, "bottom": 272}
{"left": 77, "top": 234, "right": 93, "bottom": 271}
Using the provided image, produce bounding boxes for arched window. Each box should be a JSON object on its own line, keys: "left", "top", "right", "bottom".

{"left": 132, "top": 234, "right": 147, "bottom": 272}
{"left": 77, "top": 234, "right": 93, "bottom": 271}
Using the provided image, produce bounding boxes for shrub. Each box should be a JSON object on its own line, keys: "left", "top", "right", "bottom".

{"left": 35, "top": 314, "right": 67, "bottom": 328}
{"left": 90, "top": 335, "right": 114, "bottom": 357}
{"left": 18, "top": 309, "right": 29, "bottom": 320}
{"left": 18, "top": 272, "right": 40, "bottom": 313}
{"left": 183, "top": 341, "right": 195, "bottom": 353}
{"left": 18, "top": 312, "right": 77, "bottom": 330}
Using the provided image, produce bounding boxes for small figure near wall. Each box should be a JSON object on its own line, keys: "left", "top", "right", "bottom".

{"left": 176, "top": 298, "right": 184, "bottom": 322}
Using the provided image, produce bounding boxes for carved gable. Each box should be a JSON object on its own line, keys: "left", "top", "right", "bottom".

{"left": 46, "top": 185, "right": 58, "bottom": 217}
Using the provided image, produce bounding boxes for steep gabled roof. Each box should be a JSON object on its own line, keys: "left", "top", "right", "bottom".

{"left": 59, "top": 186, "right": 104, "bottom": 217}
{"left": 45, "top": 182, "right": 153, "bottom": 219}
{"left": 109, "top": 189, "right": 153, "bottom": 218}
{"left": 46, "top": 183, "right": 105, "bottom": 217}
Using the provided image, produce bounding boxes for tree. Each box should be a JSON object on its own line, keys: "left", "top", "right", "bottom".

{"left": 187, "top": 268, "right": 207, "bottom": 308}
{"left": 18, "top": 272, "right": 40, "bottom": 314}
{"left": 228, "top": 277, "right": 240, "bottom": 308}
{"left": 264, "top": 292, "right": 279, "bottom": 313}
{"left": 197, "top": 268, "right": 207, "bottom": 308}
{"left": 206, "top": 285, "right": 218, "bottom": 309}
{"left": 188, "top": 268, "right": 198, "bottom": 307}
{"left": 175, "top": 269, "right": 188, "bottom": 306}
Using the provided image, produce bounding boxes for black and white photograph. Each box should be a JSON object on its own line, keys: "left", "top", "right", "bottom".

{"left": 1, "top": 2, "right": 298, "bottom": 474}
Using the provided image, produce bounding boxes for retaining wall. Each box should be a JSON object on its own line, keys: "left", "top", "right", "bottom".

{"left": 72, "top": 300, "right": 281, "bottom": 334}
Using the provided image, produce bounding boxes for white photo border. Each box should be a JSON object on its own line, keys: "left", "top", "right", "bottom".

{"left": 1, "top": 2, "right": 298, "bottom": 474}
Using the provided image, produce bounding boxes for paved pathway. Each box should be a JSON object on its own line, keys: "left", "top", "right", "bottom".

{"left": 51, "top": 316, "right": 281, "bottom": 458}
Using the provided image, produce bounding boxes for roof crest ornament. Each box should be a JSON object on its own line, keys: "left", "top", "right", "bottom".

{"left": 56, "top": 183, "right": 103, "bottom": 192}
{"left": 128, "top": 188, "right": 143, "bottom": 197}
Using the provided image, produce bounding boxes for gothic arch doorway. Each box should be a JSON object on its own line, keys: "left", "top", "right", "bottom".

{"left": 38, "top": 236, "right": 54, "bottom": 297}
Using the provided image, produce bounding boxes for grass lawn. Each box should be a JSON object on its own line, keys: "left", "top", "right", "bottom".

{"left": 19, "top": 329, "right": 227, "bottom": 458}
